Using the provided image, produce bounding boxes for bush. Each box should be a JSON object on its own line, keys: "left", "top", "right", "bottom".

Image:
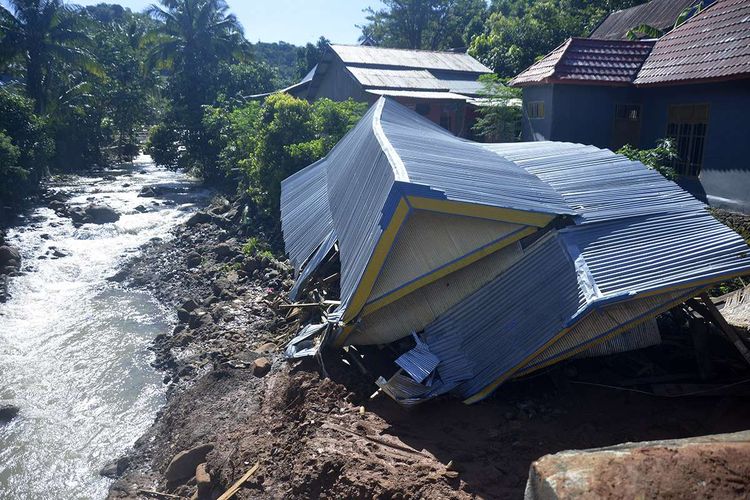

{"left": 204, "top": 94, "right": 366, "bottom": 224}
{"left": 471, "top": 74, "right": 522, "bottom": 142}
{"left": 0, "top": 89, "right": 53, "bottom": 205}
{"left": 617, "top": 139, "right": 678, "bottom": 180}
{"left": 145, "top": 123, "right": 182, "bottom": 169}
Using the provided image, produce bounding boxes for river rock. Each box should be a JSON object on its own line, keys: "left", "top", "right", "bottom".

{"left": 0, "top": 245, "right": 21, "bottom": 273}
{"left": 186, "top": 212, "right": 213, "bottom": 226}
{"left": 84, "top": 205, "right": 120, "bottom": 224}
{"left": 186, "top": 252, "right": 202, "bottom": 268}
{"left": 252, "top": 357, "right": 271, "bottom": 377}
{"left": 213, "top": 243, "right": 238, "bottom": 261}
{"left": 138, "top": 186, "right": 160, "bottom": 197}
{"left": 195, "top": 462, "right": 211, "bottom": 487}
{"left": 165, "top": 444, "right": 214, "bottom": 482}
{"left": 0, "top": 403, "right": 19, "bottom": 424}
{"left": 177, "top": 308, "right": 191, "bottom": 323}
{"left": 181, "top": 298, "right": 199, "bottom": 312}
{"left": 70, "top": 204, "right": 120, "bottom": 224}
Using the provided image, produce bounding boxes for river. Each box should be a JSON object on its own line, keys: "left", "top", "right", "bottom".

{"left": 0, "top": 156, "right": 212, "bottom": 499}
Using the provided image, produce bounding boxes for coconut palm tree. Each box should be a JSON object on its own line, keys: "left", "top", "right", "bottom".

{"left": 144, "top": 0, "right": 248, "bottom": 105}
{"left": 0, "top": 0, "right": 97, "bottom": 114}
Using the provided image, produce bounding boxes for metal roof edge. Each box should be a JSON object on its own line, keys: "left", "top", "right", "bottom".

{"left": 372, "top": 97, "right": 410, "bottom": 182}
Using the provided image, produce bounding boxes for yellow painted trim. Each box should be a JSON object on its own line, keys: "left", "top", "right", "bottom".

{"left": 335, "top": 324, "right": 356, "bottom": 346}
{"left": 462, "top": 270, "right": 749, "bottom": 405}
{"left": 338, "top": 198, "right": 410, "bottom": 328}
{"left": 360, "top": 226, "right": 537, "bottom": 317}
{"left": 407, "top": 197, "right": 556, "bottom": 228}
{"left": 512, "top": 287, "right": 705, "bottom": 378}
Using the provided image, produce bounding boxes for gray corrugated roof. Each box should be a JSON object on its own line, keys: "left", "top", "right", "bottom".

{"left": 591, "top": 0, "right": 700, "bottom": 40}
{"left": 330, "top": 44, "right": 491, "bottom": 73}
{"left": 280, "top": 99, "right": 750, "bottom": 404}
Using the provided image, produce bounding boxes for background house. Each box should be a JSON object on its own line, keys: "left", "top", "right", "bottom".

{"left": 590, "top": 0, "right": 703, "bottom": 39}
{"left": 280, "top": 44, "right": 493, "bottom": 138}
{"left": 510, "top": 0, "right": 750, "bottom": 213}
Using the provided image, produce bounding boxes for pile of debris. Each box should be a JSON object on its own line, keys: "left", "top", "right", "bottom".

{"left": 280, "top": 97, "right": 750, "bottom": 406}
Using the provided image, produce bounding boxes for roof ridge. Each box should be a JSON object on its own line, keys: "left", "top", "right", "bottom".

{"left": 371, "top": 98, "right": 409, "bottom": 182}
{"left": 329, "top": 43, "right": 472, "bottom": 56}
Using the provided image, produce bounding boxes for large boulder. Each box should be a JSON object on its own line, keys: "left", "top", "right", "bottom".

{"left": 70, "top": 204, "right": 120, "bottom": 225}
{"left": 525, "top": 430, "right": 750, "bottom": 500}
{"left": 0, "top": 245, "right": 21, "bottom": 274}
{"left": 165, "top": 443, "right": 214, "bottom": 483}
{"left": 84, "top": 205, "right": 120, "bottom": 224}
{"left": 0, "top": 403, "right": 19, "bottom": 424}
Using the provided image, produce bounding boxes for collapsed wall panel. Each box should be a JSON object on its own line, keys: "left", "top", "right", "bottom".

{"left": 349, "top": 239, "right": 525, "bottom": 345}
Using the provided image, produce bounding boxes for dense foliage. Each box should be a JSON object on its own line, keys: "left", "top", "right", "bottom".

{"left": 471, "top": 74, "right": 522, "bottom": 142}
{"left": 202, "top": 94, "right": 366, "bottom": 225}
{"left": 617, "top": 139, "right": 679, "bottom": 180}
{"left": 360, "top": 0, "right": 487, "bottom": 50}
{"left": 470, "top": 0, "right": 647, "bottom": 77}
{"left": 1, "top": 0, "right": 661, "bottom": 227}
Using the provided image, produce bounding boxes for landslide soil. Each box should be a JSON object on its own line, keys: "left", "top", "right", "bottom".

{"left": 108, "top": 203, "right": 750, "bottom": 500}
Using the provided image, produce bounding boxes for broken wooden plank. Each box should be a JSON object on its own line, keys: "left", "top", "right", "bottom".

{"left": 696, "top": 293, "right": 750, "bottom": 366}
{"left": 136, "top": 489, "right": 185, "bottom": 500}
{"left": 217, "top": 462, "right": 260, "bottom": 500}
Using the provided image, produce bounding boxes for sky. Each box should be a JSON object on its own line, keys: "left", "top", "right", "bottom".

{"left": 71, "top": 0, "right": 384, "bottom": 46}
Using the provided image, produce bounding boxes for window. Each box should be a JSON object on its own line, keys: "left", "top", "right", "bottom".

{"left": 526, "top": 101, "right": 544, "bottom": 119}
{"left": 612, "top": 104, "right": 641, "bottom": 150}
{"left": 667, "top": 104, "right": 709, "bottom": 177}
{"left": 615, "top": 104, "right": 640, "bottom": 121}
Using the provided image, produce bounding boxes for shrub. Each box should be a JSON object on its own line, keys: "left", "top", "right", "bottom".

{"left": 617, "top": 139, "right": 678, "bottom": 180}
{"left": 145, "top": 123, "right": 181, "bottom": 169}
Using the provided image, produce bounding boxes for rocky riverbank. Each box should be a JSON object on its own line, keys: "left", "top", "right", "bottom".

{"left": 106, "top": 199, "right": 750, "bottom": 500}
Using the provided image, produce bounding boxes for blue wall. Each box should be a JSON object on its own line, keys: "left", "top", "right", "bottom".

{"left": 640, "top": 80, "right": 750, "bottom": 213}
{"left": 520, "top": 80, "right": 750, "bottom": 213}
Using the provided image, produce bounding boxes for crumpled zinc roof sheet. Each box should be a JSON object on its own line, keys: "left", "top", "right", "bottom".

{"left": 510, "top": 38, "right": 655, "bottom": 86}
{"left": 281, "top": 97, "right": 750, "bottom": 403}
{"left": 330, "top": 44, "right": 491, "bottom": 73}
{"left": 483, "top": 142, "right": 702, "bottom": 223}
{"left": 591, "top": 0, "right": 700, "bottom": 40}
{"left": 280, "top": 157, "right": 333, "bottom": 270}
{"left": 634, "top": 0, "right": 750, "bottom": 85}
{"left": 281, "top": 97, "right": 573, "bottom": 321}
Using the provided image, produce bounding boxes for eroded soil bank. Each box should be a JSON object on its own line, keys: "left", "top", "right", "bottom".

{"left": 109, "top": 202, "right": 750, "bottom": 499}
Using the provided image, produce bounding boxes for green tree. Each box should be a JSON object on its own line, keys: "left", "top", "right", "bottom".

{"left": 0, "top": 0, "right": 98, "bottom": 113}
{"left": 471, "top": 74, "right": 522, "bottom": 142}
{"left": 296, "top": 36, "right": 328, "bottom": 79}
{"left": 0, "top": 88, "right": 53, "bottom": 205}
{"left": 360, "top": 0, "right": 487, "bottom": 50}
{"left": 203, "top": 94, "right": 366, "bottom": 224}
{"left": 471, "top": 0, "right": 647, "bottom": 77}
{"left": 144, "top": 0, "right": 251, "bottom": 178}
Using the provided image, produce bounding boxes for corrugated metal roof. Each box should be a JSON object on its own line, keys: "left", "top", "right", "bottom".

{"left": 279, "top": 157, "right": 333, "bottom": 270}
{"left": 366, "top": 89, "right": 471, "bottom": 100}
{"left": 330, "top": 44, "right": 491, "bottom": 73}
{"left": 347, "top": 67, "right": 448, "bottom": 90}
{"left": 591, "top": 0, "right": 700, "bottom": 40}
{"left": 634, "top": 0, "right": 750, "bottom": 85}
{"left": 510, "top": 38, "right": 655, "bottom": 87}
{"left": 280, "top": 97, "right": 573, "bottom": 323}
{"left": 281, "top": 97, "right": 750, "bottom": 404}
{"left": 483, "top": 141, "right": 703, "bottom": 223}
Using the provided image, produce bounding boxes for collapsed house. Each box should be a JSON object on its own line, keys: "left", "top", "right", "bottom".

{"left": 281, "top": 96, "right": 750, "bottom": 405}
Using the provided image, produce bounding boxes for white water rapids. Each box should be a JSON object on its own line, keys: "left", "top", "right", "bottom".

{"left": 0, "top": 156, "right": 212, "bottom": 499}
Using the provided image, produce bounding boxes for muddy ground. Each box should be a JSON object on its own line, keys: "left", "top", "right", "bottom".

{"left": 107, "top": 203, "right": 750, "bottom": 499}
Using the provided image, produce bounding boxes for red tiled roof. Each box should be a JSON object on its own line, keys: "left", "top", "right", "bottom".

{"left": 634, "top": 0, "right": 750, "bottom": 85}
{"left": 509, "top": 38, "right": 655, "bottom": 87}
{"left": 590, "top": 0, "right": 700, "bottom": 40}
